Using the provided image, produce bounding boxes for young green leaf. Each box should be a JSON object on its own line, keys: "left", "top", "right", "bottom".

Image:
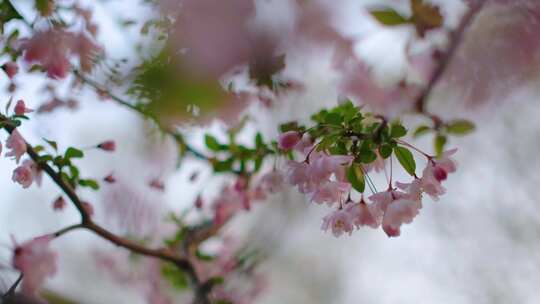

{"left": 446, "top": 120, "right": 475, "bottom": 135}
{"left": 390, "top": 124, "right": 407, "bottom": 138}
{"left": 370, "top": 8, "right": 409, "bottom": 26}
{"left": 413, "top": 125, "right": 431, "bottom": 138}
{"left": 64, "top": 147, "right": 84, "bottom": 159}
{"left": 346, "top": 164, "right": 365, "bottom": 193}
{"left": 434, "top": 134, "right": 447, "bottom": 156}
{"left": 204, "top": 134, "right": 221, "bottom": 151}
{"left": 394, "top": 146, "right": 416, "bottom": 176}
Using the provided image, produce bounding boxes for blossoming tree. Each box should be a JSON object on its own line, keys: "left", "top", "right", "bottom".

{"left": 0, "top": 0, "right": 536, "bottom": 303}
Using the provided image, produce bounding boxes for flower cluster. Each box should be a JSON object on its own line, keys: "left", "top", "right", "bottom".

{"left": 277, "top": 102, "right": 460, "bottom": 237}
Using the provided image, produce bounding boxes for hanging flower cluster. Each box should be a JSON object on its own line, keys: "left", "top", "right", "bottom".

{"left": 277, "top": 101, "right": 461, "bottom": 237}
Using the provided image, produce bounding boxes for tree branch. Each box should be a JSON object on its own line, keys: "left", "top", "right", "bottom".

{"left": 0, "top": 116, "right": 213, "bottom": 303}
{"left": 414, "top": 0, "right": 486, "bottom": 113}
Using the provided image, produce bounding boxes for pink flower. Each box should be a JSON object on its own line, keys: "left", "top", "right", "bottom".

{"left": 284, "top": 160, "right": 311, "bottom": 193}
{"left": 420, "top": 149, "right": 457, "bottom": 200}
{"left": 395, "top": 179, "right": 423, "bottom": 202}
{"left": 346, "top": 201, "right": 380, "bottom": 229}
{"left": 97, "top": 140, "right": 116, "bottom": 151}
{"left": 53, "top": 196, "right": 66, "bottom": 211}
{"left": 12, "top": 235, "right": 58, "bottom": 295}
{"left": 14, "top": 100, "right": 34, "bottom": 116}
{"left": 22, "top": 29, "right": 72, "bottom": 79}
{"left": 278, "top": 131, "right": 302, "bottom": 150}
{"left": 6, "top": 129, "right": 27, "bottom": 163}
{"left": 12, "top": 162, "right": 34, "bottom": 188}
{"left": 309, "top": 181, "right": 351, "bottom": 205}
{"left": 321, "top": 208, "right": 355, "bottom": 237}
{"left": 2, "top": 62, "right": 19, "bottom": 79}
{"left": 257, "top": 170, "right": 284, "bottom": 193}
{"left": 382, "top": 199, "right": 421, "bottom": 237}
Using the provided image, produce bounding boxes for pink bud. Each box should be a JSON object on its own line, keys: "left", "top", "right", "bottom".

{"left": 82, "top": 201, "right": 94, "bottom": 217}
{"left": 53, "top": 197, "right": 66, "bottom": 211}
{"left": 278, "top": 131, "right": 302, "bottom": 150}
{"left": 103, "top": 173, "right": 115, "bottom": 183}
{"left": 2, "top": 62, "right": 19, "bottom": 79}
{"left": 97, "top": 140, "right": 116, "bottom": 152}
{"left": 195, "top": 195, "right": 203, "bottom": 209}
{"left": 433, "top": 166, "right": 448, "bottom": 182}
{"left": 14, "top": 100, "right": 34, "bottom": 116}
{"left": 149, "top": 179, "right": 165, "bottom": 191}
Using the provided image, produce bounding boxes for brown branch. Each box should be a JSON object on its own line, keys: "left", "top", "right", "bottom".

{"left": 0, "top": 117, "right": 212, "bottom": 303}
{"left": 414, "top": 0, "right": 487, "bottom": 113}
{"left": 72, "top": 70, "right": 211, "bottom": 161}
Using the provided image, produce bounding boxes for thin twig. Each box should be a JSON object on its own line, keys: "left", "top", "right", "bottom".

{"left": 414, "top": 0, "right": 487, "bottom": 113}
{"left": 0, "top": 116, "right": 212, "bottom": 303}
{"left": 2, "top": 274, "right": 23, "bottom": 298}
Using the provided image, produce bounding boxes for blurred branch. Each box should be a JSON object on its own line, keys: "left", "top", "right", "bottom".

{"left": 414, "top": 0, "right": 486, "bottom": 113}
{"left": 2, "top": 274, "right": 23, "bottom": 299}
{"left": 0, "top": 115, "right": 214, "bottom": 304}
{"left": 72, "top": 70, "right": 211, "bottom": 162}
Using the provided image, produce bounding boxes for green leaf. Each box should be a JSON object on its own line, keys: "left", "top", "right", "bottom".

{"left": 370, "top": 8, "right": 409, "bottom": 26}
{"left": 195, "top": 250, "right": 215, "bottom": 261}
{"left": 0, "top": 1, "right": 23, "bottom": 24}
{"left": 213, "top": 158, "right": 234, "bottom": 172}
{"left": 325, "top": 112, "right": 343, "bottom": 126}
{"left": 79, "top": 179, "right": 99, "bottom": 190}
{"left": 162, "top": 263, "right": 188, "bottom": 290}
{"left": 69, "top": 165, "right": 80, "bottom": 180}
{"left": 43, "top": 138, "right": 58, "bottom": 151}
{"left": 346, "top": 164, "right": 365, "bottom": 193}
{"left": 255, "top": 132, "right": 264, "bottom": 148}
{"left": 359, "top": 150, "right": 377, "bottom": 164}
{"left": 394, "top": 146, "right": 416, "bottom": 176}
{"left": 413, "top": 125, "right": 431, "bottom": 138}
{"left": 204, "top": 134, "right": 221, "bottom": 151}
{"left": 64, "top": 147, "right": 84, "bottom": 159}
{"left": 434, "top": 134, "right": 447, "bottom": 157}
{"left": 378, "top": 144, "right": 393, "bottom": 159}
{"left": 390, "top": 124, "right": 407, "bottom": 138}
{"left": 446, "top": 120, "right": 475, "bottom": 136}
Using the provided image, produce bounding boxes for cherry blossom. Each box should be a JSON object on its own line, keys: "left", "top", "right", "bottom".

{"left": 12, "top": 235, "right": 58, "bottom": 296}
{"left": 346, "top": 201, "right": 381, "bottom": 229}
{"left": 6, "top": 129, "right": 27, "bottom": 163}
{"left": 420, "top": 149, "right": 457, "bottom": 200}
{"left": 12, "top": 162, "right": 34, "bottom": 188}
{"left": 321, "top": 208, "right": 355, "bottom": 237}
{"left": 382, "top": 198, "right": 422, "bottom": 237}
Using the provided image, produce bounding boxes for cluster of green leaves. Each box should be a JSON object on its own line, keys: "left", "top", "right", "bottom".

{"left": 34, "top": 140, "right": 99, "bottom": 190}
{"left": 280, "top": 101, "right": 417, "bottom": 193}
{"left": 203, "top": 127, "right": 276, "bottom": 175}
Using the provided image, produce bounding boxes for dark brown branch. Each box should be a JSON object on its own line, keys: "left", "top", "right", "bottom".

{"left": 0, "top": 117, "right": 212, "bottom": 303}
{"left": 414, "top": 0, "right": 486, "bottom": 113}
{"left": 2, "top": 274, "right": 23, "bottom": 298}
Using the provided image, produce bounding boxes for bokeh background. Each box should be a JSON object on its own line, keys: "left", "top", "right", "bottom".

{"left": 1, "top": 0, "right": 539, "bottom": 303}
